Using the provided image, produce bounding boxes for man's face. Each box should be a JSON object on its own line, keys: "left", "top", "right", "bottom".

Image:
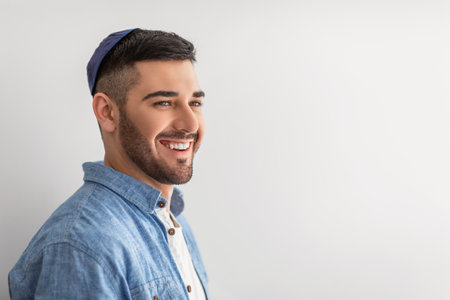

{"left": 118, "top": 60, "right": 204, "bottom": 185}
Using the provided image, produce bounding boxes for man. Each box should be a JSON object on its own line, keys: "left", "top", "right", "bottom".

{"left": 9, "top": 28, "right": 209, "bottom": 299}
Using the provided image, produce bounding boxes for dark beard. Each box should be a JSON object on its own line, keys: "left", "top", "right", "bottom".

{"left": 118, "top": 106, "right": 198, "bottom": 185}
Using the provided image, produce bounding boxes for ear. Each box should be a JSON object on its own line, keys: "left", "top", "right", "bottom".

{"left": 92, "top": 93, "right": 118, "bottom": 133}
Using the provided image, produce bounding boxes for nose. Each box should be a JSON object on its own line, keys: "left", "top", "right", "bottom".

{"left": 172, "top": 103, "right": 199, "bottom": 133}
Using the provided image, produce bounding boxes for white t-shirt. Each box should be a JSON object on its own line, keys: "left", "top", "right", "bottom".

{"left": 156, "top": 207, "right": 206, "bottom": 300}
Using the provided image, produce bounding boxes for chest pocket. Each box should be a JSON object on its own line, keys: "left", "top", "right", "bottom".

{"left": 130, "top": 277, "right": 186, "bottom": 300}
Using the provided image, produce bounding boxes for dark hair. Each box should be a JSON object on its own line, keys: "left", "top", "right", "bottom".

{"left": 94, "top": 29, "right": 196, "bottom": 106}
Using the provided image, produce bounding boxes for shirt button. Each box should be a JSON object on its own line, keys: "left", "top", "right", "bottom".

{"left": 153, "top": 296, "right": 159, "bottom": 300}
{"left": 168, "top": 228, "right": 175, "bottom": 235}
{"left": 157, "top": 201, "right": 165, "bottom": 208}
{"left": 187, "top": 285, "right": 192, "bottom": 293}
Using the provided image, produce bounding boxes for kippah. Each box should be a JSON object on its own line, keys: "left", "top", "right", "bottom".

{"left": 86, "top": 28, "right": 138, "bottom": 96}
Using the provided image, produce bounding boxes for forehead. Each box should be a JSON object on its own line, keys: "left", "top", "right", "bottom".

{"left": 133, "top": 60, "right": 200, "bottom": 92}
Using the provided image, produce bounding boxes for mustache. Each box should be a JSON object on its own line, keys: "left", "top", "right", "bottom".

{"left": 156, "top": 131, "right": 198, "bottom": 142}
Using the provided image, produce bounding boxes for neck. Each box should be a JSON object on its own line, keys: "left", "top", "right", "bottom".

{"left": 103, "top": 152, "right": 173, "bottom": 207}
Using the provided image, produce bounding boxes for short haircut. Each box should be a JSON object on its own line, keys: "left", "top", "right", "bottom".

{"left": 94, "top": 29, "right": 196, "bottom": 106}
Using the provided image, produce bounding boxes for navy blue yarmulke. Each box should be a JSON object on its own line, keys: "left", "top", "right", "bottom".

{"left": 87, "top": 28, "right": 138, "bottom": 95}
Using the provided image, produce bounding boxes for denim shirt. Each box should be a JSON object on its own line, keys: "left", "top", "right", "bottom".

{"left": 8, "top": 162, "right": 209, "bottom": 299}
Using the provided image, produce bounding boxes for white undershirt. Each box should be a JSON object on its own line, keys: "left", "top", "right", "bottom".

{"left": 156, "top": 207, "right": 206, "bottom": 300}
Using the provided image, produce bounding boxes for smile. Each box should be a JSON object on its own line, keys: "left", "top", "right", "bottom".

{"left": 159, "top": 140, "right": 192, "bottom": 151}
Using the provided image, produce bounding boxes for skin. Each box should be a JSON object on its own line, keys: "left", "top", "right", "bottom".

{"left": 92, "top": 60, "right": 205, "bottom": 210}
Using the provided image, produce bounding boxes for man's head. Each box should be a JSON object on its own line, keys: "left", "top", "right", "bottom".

{"left": 88, "top": 29, "right": 204, "bottom": 187}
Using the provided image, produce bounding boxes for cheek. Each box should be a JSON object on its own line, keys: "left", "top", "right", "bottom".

{"left": 134, "top": 115, "right": 169, "bottom": 142}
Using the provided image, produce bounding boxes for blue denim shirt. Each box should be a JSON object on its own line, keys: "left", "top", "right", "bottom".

{"left": 8, "top": 162, "right": 209, "bottom": 299}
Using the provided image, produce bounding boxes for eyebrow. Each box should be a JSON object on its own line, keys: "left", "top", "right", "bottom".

{"left": 193, "top": 91, "right": 205, "bottom": 98}
{"left": 142, "top": 91, "right": 178, "bottom": 101}
{"left": 142, "top": 90, "right": 205, "bottom": 101}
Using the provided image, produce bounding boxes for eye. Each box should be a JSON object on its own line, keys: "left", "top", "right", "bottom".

{"left": 154, "top": 100, "right": 172, "bottom": 107}
{"left": 190, "top": 100, "right": 203, "bottom": 107}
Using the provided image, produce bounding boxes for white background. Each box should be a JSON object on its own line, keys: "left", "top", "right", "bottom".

{"left": 1, "top": 0, "right": 450, "bottom": 299}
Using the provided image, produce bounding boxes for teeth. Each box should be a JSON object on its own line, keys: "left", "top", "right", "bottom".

{"left": 166, "top": 142, "right": 189, "bottom": 150}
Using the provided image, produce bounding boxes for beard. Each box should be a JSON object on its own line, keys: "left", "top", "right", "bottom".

{"left": 118, "top": 106, "right": 198, "bottom": 185}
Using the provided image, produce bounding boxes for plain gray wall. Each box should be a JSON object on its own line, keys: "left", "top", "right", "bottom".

{"left": 2, "top": 0, "right": 450, "bottom": 299}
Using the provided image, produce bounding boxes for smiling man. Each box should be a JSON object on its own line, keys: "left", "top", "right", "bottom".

{"left": 9, "top": 29, "right": 208, "bottom": 299}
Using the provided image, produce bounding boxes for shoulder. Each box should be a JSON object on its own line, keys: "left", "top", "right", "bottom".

{"left": 12, "top": 181, "right": 161, "bottom": 276}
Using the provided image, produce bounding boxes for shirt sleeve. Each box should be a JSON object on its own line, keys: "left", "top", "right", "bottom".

{"left": 29, "top": 242, "right": 122, "bottom": 300}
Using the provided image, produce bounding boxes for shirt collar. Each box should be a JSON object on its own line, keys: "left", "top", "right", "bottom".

{"left": 82, "top": 161, "right": 185, "bottom": 216}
